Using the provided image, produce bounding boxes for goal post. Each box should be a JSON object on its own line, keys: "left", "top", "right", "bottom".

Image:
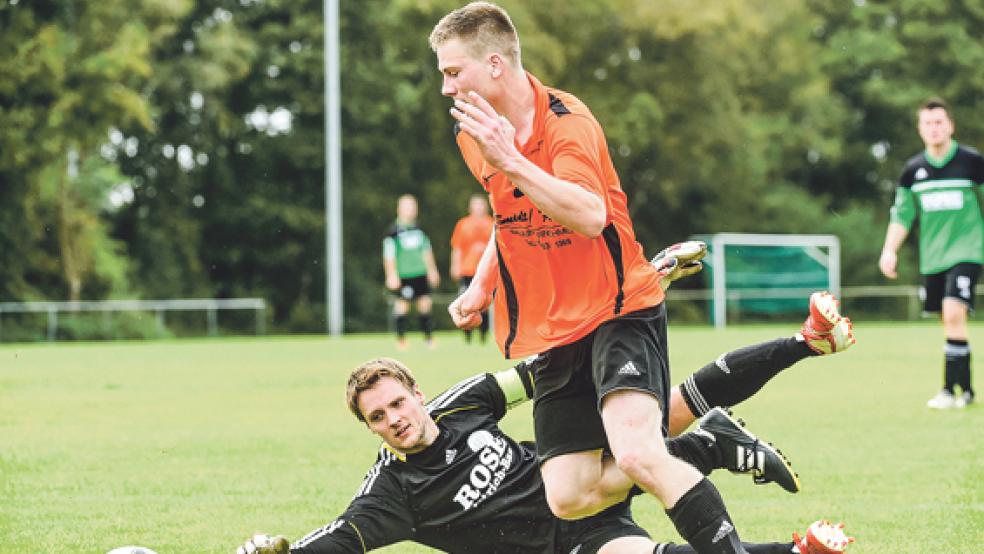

{"left": 700, "top": 233, "right": 841, "bottom": 329}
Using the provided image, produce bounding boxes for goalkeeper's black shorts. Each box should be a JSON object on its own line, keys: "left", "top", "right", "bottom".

{"left": 530, "top": 302, "right": 671, "bottom": 462}
{"left": 556, "top": 500, "right": 650, "bottom": 553}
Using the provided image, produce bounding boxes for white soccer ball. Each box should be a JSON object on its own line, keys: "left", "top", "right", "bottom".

{"left": 106, "top": 547, "right": 159, "bottom": 554}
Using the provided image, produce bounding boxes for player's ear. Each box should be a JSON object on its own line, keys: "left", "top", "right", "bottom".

{"left": 413, "top": 385, "right": 426, "bottom": 403}
{"left": 488, "top": 53, "right": 504, "bottom": 78}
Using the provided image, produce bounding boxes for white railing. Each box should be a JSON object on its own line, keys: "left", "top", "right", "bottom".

{"left": 0, "top": 298, "right": 267, "bottom": 341}
{"left": 668, "top": 284, "right": 984, "bottom": 322}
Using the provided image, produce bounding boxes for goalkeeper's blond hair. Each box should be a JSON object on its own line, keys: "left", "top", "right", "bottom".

{"left": 347, "top": 358, "right": 418, "bottom": 422}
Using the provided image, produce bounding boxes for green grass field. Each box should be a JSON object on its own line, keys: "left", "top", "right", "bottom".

{"left": 1, "top": 322, "right": 982, "bottom": 553}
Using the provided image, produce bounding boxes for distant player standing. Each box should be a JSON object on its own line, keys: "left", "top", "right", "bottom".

{"left": 383, "top": 194, "right": 441, "bottom": 349}
{"left": 450, "top": 194, "right": 494, "bottom": 344}
{"left": 879, "top": 98, "right": 984, "bottom": 409}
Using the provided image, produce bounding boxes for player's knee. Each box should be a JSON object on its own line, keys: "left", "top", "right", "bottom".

{"left": 612, "top": 443, "right": 670, "bottom": 482}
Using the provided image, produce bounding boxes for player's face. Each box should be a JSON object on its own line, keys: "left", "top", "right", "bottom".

{"left": 468, "top": 196, "right": 487, "bottom": 216}
{"left": 917, "top": 107, "right": 954, "bottom": 149}
{"left": 397, "top": 197, "right": 417, "bottom": 222}
{"left": 436, "top": 39, "right": 493, "bottom": 102}
{"left": 358, "top": 377, "right": 435, "bottom": 454}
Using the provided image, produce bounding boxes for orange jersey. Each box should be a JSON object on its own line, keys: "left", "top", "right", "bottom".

{"left": 455, "top": 72, "right": 665, "bottom": 358}
{"left": 451, "top": 213, "right": 494, "bottom": 277}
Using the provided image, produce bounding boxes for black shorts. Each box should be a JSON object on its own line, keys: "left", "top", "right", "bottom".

{"left": 531, "top": 304, "right": 670, "bottom": 461}
{"left": 391, "top": 275, "right": 430, "bottom": 301}
{"left": 556, "top": 500, "right": 650, "bottom": 553}
{"left": 922, "top": 262, "right": 980, "bottom": 313}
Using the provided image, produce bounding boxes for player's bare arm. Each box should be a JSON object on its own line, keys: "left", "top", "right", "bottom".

{"left": 878, "top": 222, "right": 908, "bottom": 279}
{"left": 449, "top": 230, "right": 497, "bottom": 330}
{"left": 450, "top": 91, "right": 606, "bottom": 237}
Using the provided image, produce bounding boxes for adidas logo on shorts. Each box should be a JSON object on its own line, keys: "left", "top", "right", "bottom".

{"left": 618, "top": 361, "right": 641, "bottom": 376}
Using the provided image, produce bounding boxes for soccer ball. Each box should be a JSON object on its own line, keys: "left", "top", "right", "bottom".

{"left": 106, "top": 547, "right": 159, "bottom": 554}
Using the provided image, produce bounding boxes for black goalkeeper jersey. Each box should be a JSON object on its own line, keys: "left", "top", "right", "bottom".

{"left": 291, "top": 371, "right": 563, "bottom": 553}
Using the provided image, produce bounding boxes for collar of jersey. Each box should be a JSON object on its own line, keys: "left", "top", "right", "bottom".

{"left": 924, "top": 140, "right": 958, "bottom": 168}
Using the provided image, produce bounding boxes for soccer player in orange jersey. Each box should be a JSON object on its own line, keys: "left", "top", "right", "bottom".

{"left": 430, "top": 3, "right": 746, "bottom": 551}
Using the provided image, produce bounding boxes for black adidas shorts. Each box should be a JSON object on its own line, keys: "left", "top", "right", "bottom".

{"left": 531, "top": 303, "right": 671, "bottom": 461}
{"left": 922, "top": 262, "right": 980, "bottom": 313}
{"left": 556, "top": 500, "right": 650, "bottom": 553}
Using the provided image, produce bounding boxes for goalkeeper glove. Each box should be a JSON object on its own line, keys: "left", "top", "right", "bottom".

{"left": 237, "top": 533, "right": 290, "bottom": 554}
{"left": 651, "top": 241, "right": 707, "bottom": 290}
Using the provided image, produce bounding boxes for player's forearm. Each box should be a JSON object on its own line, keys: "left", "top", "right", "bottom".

{"left": 500, "top": 155, "right": 606, "bottom": 238}
{"left": 383, "top": 258, "right": 398, "bottom": 281}
{"left": 470, "top": 232, "right": 500, "bottom": 293}
{"left": 881, "top": 223, "right": 908, "bottom": 255}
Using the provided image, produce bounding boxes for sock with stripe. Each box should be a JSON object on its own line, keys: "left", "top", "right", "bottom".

{"left": 946, "top": 338, "right": 971, "bottom": 395}
{"left": 681, "top": 338, "right": 811, "bottom": 416}
{"left": 665, "top": 477, "right": 746, "bottom": 553}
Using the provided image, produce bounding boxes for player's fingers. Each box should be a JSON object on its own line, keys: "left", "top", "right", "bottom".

{"left": 454, "top": 98, "right": 494, "bottom": 126}
{"left": 466, "top": 90, "right": 498, "bottom": 118}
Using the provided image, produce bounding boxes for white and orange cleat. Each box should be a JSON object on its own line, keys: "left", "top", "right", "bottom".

{"left": 797, "top": 291, "right": 856, "bottom": 355}
{"left": 793, "top": 520, "right": 854, "bottom": 553}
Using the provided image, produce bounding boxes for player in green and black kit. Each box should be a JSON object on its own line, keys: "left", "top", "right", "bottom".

{"left": 383, "top": 194, "right": 441, "bottom": 349}
{"left": 879, "top": 98, "right": 984, "bottom": 409}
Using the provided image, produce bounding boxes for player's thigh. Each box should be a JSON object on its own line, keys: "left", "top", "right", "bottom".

{"left": 600, "top": 389, "right": 667, "bottom": 457}
{"left": 593, "top": 304, "right": 672, "bottom": 439}
{"left": 541, "top": 449, "right": 606, "bottom": 501}
{"left": 531, "top": 338, "right": 609, "bottom": 461}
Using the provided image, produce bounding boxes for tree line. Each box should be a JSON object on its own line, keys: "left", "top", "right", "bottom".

{"left": 2, "top": 0, "right": 983, "bottom": 336}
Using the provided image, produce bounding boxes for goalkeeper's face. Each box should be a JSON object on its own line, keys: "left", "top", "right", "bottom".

{"left": 358, "top": 376, "right": 439, "bottom": 455}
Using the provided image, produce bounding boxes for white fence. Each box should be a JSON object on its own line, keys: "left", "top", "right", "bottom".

{"left": 0, "top": 298, "right": 267, "bottom": 341}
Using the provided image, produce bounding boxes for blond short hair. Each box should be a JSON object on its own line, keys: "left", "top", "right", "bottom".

{"left": 347, "top": 358, "right": 418, "bottom": 422}
{"left": 429, "top": 2, "right": 522, "bottom": 69}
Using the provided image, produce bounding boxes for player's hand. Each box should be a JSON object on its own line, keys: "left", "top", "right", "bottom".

{"left": 385, "top": 274, "right": 400, "bottom": 291}
{"left": 878, "top": 250, "right": 898, "bottom": 279}
{"left": 651, "top": 241, "right": 707, "bottom": 290}
{"left": 449, "top": 91, "right": 520, "bottom": 171}
{"left": 449, "top": 286, "right": 493, "bottom": 331}
{"left": 236, "top": 533, "right": 290, "bottom": 554}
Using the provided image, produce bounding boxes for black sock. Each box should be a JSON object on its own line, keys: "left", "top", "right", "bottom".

{"left": 395, "top": 315, "right": 408, "bottom": 339}
{"left": 464, "top": 329, "right": 473, "bottom": 343}
{"left": 946, "top": 339, "right": 972, "bottom": 395}
{"left": 665, "top": 478, "right": 745, "bottom": 553}
{"left": 681, "top": 338, "right": 811, "bottom": 416}
{"left": 658, "top": 542, "right": 791, "bottom": 554}
{"left": 419, "top": 314, "right": 433, "bottom": 340}
{"left": 479, "top": 310, "right": 490, "bottom": 342}
{"left": 666, "top": 432, "right": 718, "bottom": 476}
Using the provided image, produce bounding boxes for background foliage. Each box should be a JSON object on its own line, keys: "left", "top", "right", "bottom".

{"left": 3, "top": 0, "right": 984, "bottom": 334}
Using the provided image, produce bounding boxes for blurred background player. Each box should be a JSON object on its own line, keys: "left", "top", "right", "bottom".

{"left": 383, "top": 194, "right": 441, "bottom": 349}
{"left": 878, "top": 98, "right": 984, "bottom": 409}
{"left": 449, "top": 194, "right": 494, "bottom": 344}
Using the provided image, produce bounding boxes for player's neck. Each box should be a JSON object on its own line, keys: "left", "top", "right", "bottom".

{"left": 495, "top": 71, "right": 536, "bottom": 147}
{"left": 925, "top": 138, "right": 954, "bottom": 161}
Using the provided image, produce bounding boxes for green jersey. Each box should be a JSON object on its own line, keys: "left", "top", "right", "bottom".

{"left": 383, "top": 222, "right": 432, "bottom": 278}
{"left": 890, "top": 141, "right": 984, "bottom": 274}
